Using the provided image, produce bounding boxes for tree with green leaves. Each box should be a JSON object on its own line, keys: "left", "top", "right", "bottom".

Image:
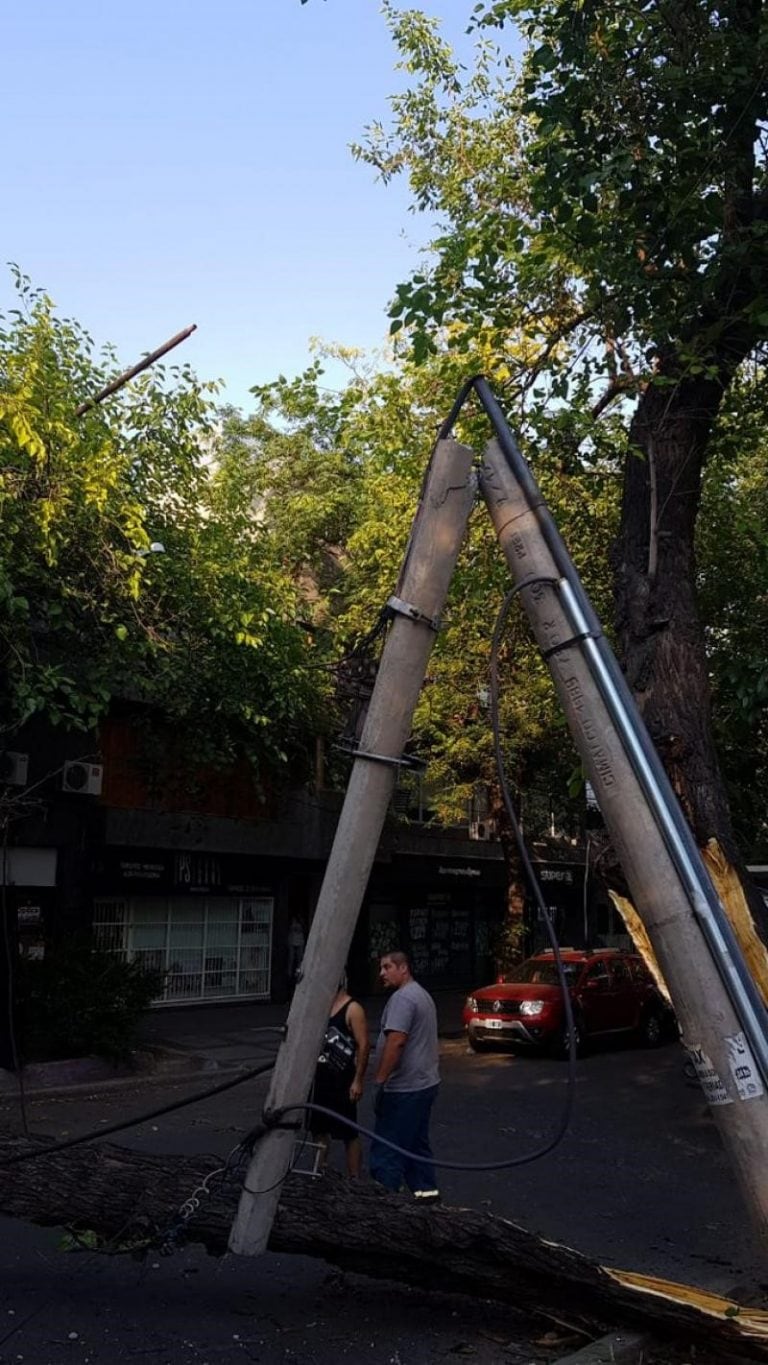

{"left": 237, "top": 337, "right": 624, "bottom": 959}
{"left": 698, "top": 369, "right": 768, "bottom": 860}
{"left": 0, "top": 273, "right": 327, "bottom": 782}
{"left": 355, "top": 0, "right": 768, "bottom": 939}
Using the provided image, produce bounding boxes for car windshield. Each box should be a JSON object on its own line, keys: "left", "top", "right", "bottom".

{"left": 505, "top": 958, "right": 583, "bottom": 986}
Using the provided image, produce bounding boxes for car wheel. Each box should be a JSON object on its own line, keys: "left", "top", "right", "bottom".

{"left": 639, "top": 1009, "right": 664, "bottom": 1048}
{"left": 467, "top": 1035, "right": 492, "bottom": 1054}
{"left": 551, "top": 1013, "right": 584, "bottom": 1059}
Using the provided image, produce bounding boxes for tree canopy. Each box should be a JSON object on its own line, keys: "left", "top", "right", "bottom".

{"left": 350, "top": 2, "right": 768, "bottom": 886}
{"left": 0, "top": 273, "right": 327, "bottom": 779}
{"left": 368, "top": 0, "right": 768, "bottom": 394}
{"left": 232, "top": 338, "right": 624, "bottom": 844}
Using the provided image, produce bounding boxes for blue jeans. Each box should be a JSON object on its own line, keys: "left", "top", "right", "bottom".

{"left": 370, "top": 1084, "right": 439, "bottom": 1193}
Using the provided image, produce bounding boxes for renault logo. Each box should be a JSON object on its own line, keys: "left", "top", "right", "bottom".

{"left": 493, "top": 999, "right": 502, "bottom": 1012}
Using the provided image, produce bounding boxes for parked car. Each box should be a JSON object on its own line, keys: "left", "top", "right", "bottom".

{"left": 462, "top": 948, "right": 674, "bottom": 1056}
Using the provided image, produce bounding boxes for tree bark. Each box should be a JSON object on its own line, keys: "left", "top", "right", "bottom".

{"left": 489, "top": 784, "right": 527, "bottom": 967}
{"left": 1, "top": 1134, "right": 768, "bottom": 1357}
{"left": 611, "top": 366, "right": 768, "bottom": 980}
{"left": 613, "top": 372, "right": 733, "bottom": 849}
{"left": 607, "top": 0, "right": 768, "bottom": 954}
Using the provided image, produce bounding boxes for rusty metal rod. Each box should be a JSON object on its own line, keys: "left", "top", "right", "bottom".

{"left": 75, "top": 323, "right": 197, "bottom": 417}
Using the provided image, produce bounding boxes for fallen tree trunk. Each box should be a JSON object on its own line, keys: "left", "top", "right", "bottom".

{"left": 1, "top": 1134, "right": 767, "bottom": 1358}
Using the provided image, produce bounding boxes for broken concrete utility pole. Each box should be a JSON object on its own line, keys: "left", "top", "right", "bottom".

{"left": 230, "top": 373, "right": 768, "bottom": 1262}
{"left": 229, "top": 439, "right": 476, "bottom": 1256}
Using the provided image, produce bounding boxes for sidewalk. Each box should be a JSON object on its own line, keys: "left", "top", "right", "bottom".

{"left": 0, "top": 989, "right": 468, "bottom": 1096}
{"left": 138, "top": 987, "right": 467, "bottom": 1070}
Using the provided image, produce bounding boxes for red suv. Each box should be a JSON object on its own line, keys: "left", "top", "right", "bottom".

{"left": 462, "top": 948, "right": 673, "bottom": 1055}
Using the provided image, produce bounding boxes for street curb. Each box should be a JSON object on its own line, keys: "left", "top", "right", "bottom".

{"left": 0, "top": 1046, "right": 223, "bottom": 1101}
{"left": 552, "top": 1332, "right": 648, "bottom": 1364}
{"left": 0, "top": 1030, "right": 466, "bottom": 1099}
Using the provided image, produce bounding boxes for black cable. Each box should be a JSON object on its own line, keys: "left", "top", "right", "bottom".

{"left": 2, "top": 405, "right": 573, "bottom": 1186}
{"left": 270, "top": 579, "right": 579, "bottom": 1175}
{"left": 1, "top": 1057, "right": 277, "bottom": 1166}
{"left": 487, "top": 580, "right": 579, "bottom": 1079}
{"left": 240, "top": 1072, "right": 318, "bottom": 1197}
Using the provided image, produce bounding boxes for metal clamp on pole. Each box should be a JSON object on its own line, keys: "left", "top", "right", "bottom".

{"left": 333, "top": 745, "right": 422, "bottom": 770}
{"left": 387, "top": 595, "right": 441, "bottom": 632}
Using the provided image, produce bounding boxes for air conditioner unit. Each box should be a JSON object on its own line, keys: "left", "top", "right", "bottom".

{"left": 469, "top": 819, "right": 493, "bottom": 841}
{"left": 0, "top": 751, "right": 29, "bottom": 787}
{"left": 63, "top": 761, "right": 103, "bottom": 796}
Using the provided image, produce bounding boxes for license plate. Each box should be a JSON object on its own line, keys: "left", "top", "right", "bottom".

{"left": 483, "top": 1018, "right": 504, "bottom": 1030}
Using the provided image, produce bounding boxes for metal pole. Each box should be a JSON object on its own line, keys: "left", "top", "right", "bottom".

{"left": 480, "top": 437, "right": 768, "bottom": 1246}
{"left": 472, "top": 377, "right": 768, "bottom": 1089}
{"left": 75, "top": 324, "right": 197, "bottom": 416}
{"left": 229, "top": 439, "right": 476, "bottom": 1256}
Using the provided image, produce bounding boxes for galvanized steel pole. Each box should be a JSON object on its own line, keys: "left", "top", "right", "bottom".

{"left": 479, "top": 435, "right": 768, "bottom": 1245}
{"left": 472, "top": 376, "right": 768, "bottom": 1086}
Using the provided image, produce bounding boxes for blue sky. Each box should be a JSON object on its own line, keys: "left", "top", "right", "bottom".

{"left": 3, "top": 1, "right": 490, "bottom": 410}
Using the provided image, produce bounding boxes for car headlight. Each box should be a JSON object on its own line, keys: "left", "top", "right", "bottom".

{"left": 519, "top": 999, "right": 546, "bottom": 1017}
{"left": 465, "top": 996, "right": 478, "bottom": 1013}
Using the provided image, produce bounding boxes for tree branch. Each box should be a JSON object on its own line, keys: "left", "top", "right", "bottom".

{"left": 0, "top": 1136, "right": 767, "bottom": 1357}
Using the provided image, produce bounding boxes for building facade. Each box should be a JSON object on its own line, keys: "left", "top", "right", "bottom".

{"left": 4, "top": 711, "right": 711, "bottom": 1014}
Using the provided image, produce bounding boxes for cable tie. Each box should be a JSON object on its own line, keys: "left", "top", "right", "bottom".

{"left": 540, "top": 630, "right": 595, "bottom": 661}
{"left": 261, "top": 1109, "right": 302, "bottom": 1133}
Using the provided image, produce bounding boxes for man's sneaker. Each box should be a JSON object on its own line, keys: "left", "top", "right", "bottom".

{"left": 413, "top": 1188, "right": 441, "bottom": 1203}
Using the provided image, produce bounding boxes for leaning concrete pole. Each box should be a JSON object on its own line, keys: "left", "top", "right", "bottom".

{"left": 229, "top": 439, "right": 476, "bottom": 1256}
{"left": 480, "top": 436, "right": 768, "bottom": 1247}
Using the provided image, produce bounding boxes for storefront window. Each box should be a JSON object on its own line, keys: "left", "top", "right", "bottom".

{"left": 93, "top": 895, "right": 273, "bottom": 1003}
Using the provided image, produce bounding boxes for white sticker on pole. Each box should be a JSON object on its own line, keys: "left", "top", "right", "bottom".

{"left": 686, "top": 1046, "right": 732, "bottom": 1105}
{"left": 725, "top": 1031, "right": 764, "bottom": 1101}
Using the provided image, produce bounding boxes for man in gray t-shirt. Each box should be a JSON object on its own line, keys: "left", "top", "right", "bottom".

{"left": 370, "top": 950, "right": 440, "bottom": 1200}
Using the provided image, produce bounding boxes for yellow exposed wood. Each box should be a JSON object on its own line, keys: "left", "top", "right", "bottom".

{"left": 702, "top": 840, "right": 768, "bottom": 1007}
{"left": 609, "top": 840, "right": 768, "bottom": 1006}
{"left": 608, "top": 890, "right": 671, "bottom": 1001}
{"left": 605, "top": 1267, "right": 768, "bottom": 1343}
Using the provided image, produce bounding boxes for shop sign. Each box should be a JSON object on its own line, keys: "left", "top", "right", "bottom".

{"left": 539, "top": 866, "right": 575, "bottom": 884}
{"left": 118, "top": 859, "right": 166, "bottom": 882}
{"left": 174, "top": 852, "right": 222, "bottom": 892}
{"left": 97, "top": 848, "right": 275, "bottom": 897}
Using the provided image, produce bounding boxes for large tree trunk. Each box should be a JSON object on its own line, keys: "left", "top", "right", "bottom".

{"left": 611, "top": 367, "right": 768, "bottom": 991}
{"left": 2, "top": 1134, "right": 768, "bottom": 1358}
{"left": 489, "top": 783, "right": 527, "bottom": 968}
{"left": 613, "top": 372, "right": 735, "bottom": 849}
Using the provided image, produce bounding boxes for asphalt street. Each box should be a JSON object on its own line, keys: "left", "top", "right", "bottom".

{"left": 0, "top": 1033, "right": 763, "bottom": 1364}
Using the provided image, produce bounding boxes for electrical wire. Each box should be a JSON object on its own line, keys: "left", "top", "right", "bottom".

{"left": 240, "top": 1072, "right": 318, "bottom": 1197}
{"left": 1, "top": 1056, "right": 278, "bottom": 1167}
{"left": 1, "top": 422, "right": 573, "bottom": 1185}
{"left": 269, "top": 576, "right": 579, "bottom": 1174}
